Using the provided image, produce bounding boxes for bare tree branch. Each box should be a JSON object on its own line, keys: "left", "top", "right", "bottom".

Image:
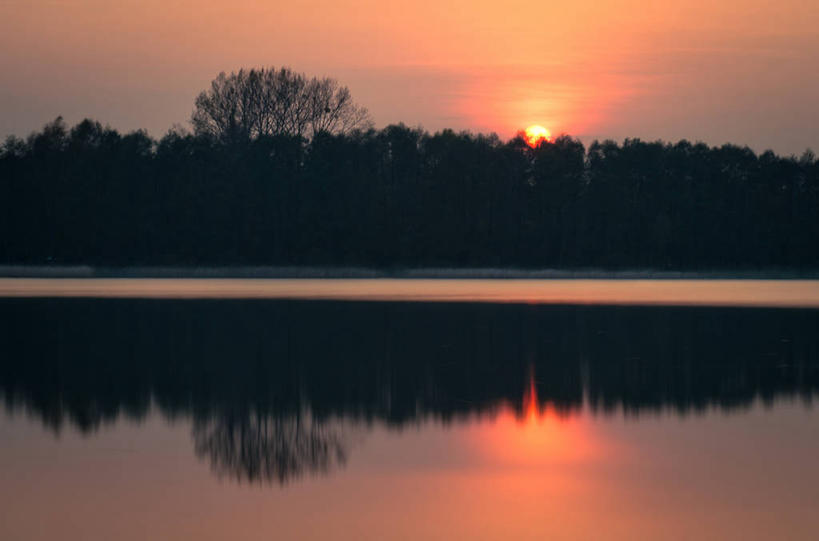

{"left": 192, "top": 67, "right": 373, "bottom": 143}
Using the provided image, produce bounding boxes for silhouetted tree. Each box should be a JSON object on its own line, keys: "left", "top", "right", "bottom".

{"left": 191, "top": 67, "right": 372, "bottom": 144}
{"left": 1, "top": 111, "right": 818, "bottom": 270}
{"left": 193, "top": 414, "right": 349, "bottom": 485}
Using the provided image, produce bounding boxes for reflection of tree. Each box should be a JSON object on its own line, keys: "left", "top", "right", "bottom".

{"left": 2, "top": 299, "right": 819, "bottom": 486}
{"left": 191, "top": 412, "right": 349, "bottom": 485}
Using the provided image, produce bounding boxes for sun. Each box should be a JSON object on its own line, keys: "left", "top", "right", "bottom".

{"left": 524, "top": 125, "right": 552, "bottom": 147}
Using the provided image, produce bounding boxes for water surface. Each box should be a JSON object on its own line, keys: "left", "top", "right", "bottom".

{"left": 1, "top": 278, "right": 819, "bottom": 307}
{"left": 1, "top": 286, "right": 819, "bottom": 540}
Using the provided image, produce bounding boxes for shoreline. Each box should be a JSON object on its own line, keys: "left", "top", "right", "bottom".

{"left": 2, "top": 277, "right": 819, "bottom": 307}
{"left": 2, "top": 265, "right": 819, "bottom": 280}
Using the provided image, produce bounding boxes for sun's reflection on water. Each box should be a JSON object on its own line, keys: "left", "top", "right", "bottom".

{"left": 468, "top": 367, "right": 600, "bottom": 467}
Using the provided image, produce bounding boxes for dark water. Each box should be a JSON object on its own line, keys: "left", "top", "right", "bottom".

{"left": 2, "top": 297, "right": 819, "bottom": 540}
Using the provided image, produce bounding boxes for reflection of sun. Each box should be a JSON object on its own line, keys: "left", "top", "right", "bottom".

{"left": 521, "top": 371, "right": 544, "bottom": 422}
{"left": 524, "top": 125, "right": 552, "bottom": 147}
{"left": 469, "top": 368, "right": 597, "bottom": 464}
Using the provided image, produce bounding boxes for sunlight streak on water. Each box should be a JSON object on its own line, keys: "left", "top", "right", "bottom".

{"left": 1, "top": 278, "right": 819, "bottom": 307}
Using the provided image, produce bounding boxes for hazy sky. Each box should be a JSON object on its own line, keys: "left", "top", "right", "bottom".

{"left": 1, "top": 0, "right": 818, "bottom": 153}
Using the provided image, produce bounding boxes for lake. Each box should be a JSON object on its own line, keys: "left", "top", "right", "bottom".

{"left": 2, "top": 280, "right": 819, "bottom": 540}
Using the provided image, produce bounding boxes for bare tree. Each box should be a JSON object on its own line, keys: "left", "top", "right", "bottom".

{"left": 307, "top": 78, "right": 372, "bottom": 136}
{"left": 191, "top": 71, "right": 254, "bottom": 143}
{"left": 191, "top": 67, "right": 372, "bottom": 143}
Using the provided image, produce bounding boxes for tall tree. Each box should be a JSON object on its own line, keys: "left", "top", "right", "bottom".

{"left": 191, "top": 68, "right": 372, "bottom": 144}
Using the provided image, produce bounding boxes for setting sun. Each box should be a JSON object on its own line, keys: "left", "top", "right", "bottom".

{"left": 524, "top": 125, "right": 552, "bottom": 147}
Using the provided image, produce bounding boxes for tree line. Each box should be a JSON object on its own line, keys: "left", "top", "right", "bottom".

{"left": 0, "top": 68, "right": 817, "bottom": 270}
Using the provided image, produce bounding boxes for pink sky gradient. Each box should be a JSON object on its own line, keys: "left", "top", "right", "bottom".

{"left": 1, "top": 0, "right": 818, "bottom": 153}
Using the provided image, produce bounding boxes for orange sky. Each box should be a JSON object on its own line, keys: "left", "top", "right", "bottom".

{"left": 1, "top": 0, "right": 818, "bottom": 153}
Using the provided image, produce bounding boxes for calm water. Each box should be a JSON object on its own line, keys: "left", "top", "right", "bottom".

{"left": 2, "top": 278, "right": 819, "bottom": 307}
{"left": 2, "top": 281, "right": 819, "bottom": 540}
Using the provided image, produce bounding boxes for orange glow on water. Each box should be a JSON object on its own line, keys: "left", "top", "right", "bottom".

{"left": 469, "top": 368, "right": 598, "bottom": 465}
{"left": 521, "top": 369, "right": 543, "bottom": 421}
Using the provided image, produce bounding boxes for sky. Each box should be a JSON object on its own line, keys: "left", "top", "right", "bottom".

{"left": 1, "top": 0, "right": 818, "bottom": 154}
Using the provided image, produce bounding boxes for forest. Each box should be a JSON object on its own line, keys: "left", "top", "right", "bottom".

{"left": 1, "top": 68, "right": 817, "bottom": 270}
